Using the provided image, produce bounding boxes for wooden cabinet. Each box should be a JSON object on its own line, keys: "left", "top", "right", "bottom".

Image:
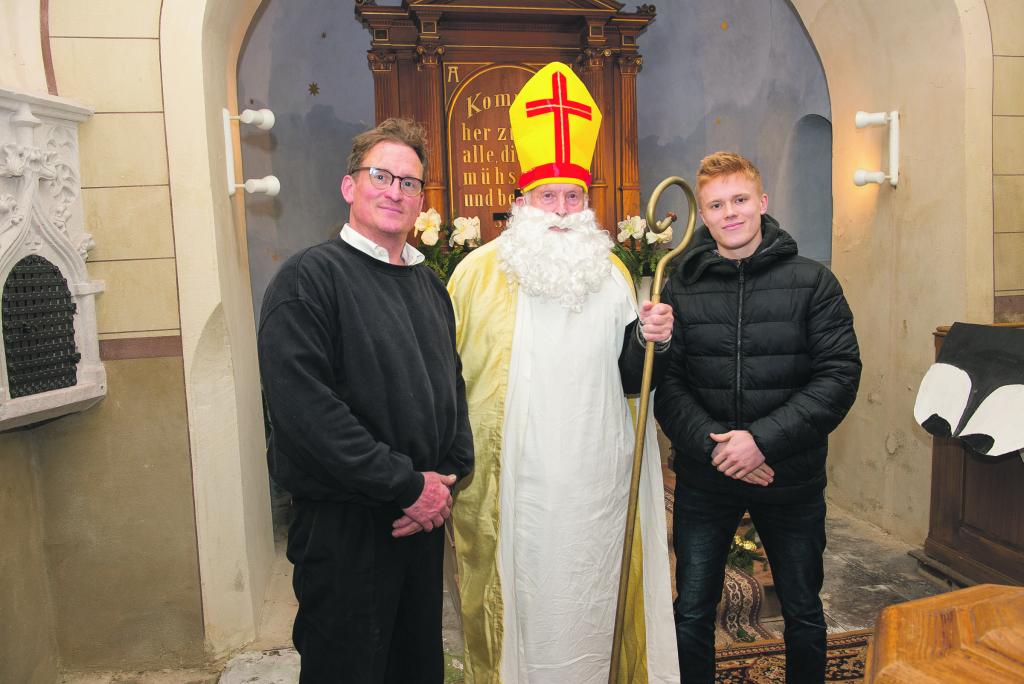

{"left": 921, "top": 325, "right": 1024, "bottom": 586}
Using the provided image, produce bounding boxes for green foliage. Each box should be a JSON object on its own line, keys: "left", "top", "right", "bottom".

{"left": 734, "top": 626, "right": 757, "bottom": 643}
{"left": 419, "top": 233, "right": 474, "bottom": 284}
{"left": 611, "top": 239, "right": 665, "bottom": 288}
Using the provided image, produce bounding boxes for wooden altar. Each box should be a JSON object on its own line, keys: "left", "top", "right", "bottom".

{"left": 354, "top": 0, "right": 655, "bottom": 241}
{"left": 865, "top": 584, "right": 1024, "bottom": 682}
{"left": 919, "top": 324, "right": 1024, "bottom": 586}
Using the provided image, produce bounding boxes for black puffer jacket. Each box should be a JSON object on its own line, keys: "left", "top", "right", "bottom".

{"left": 654, "top": 215, "right": 861, "bottom": 503}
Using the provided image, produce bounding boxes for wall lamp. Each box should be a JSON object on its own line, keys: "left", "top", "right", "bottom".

{"left": 223, "top": 108, "right": 281, "bottom": 197}
{"left": 853, "top": 110, "right": 899, "bottom": 188}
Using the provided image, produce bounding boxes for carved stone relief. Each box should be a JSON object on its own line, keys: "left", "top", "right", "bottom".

{"left": 0, "top": 87, "right": 105, "bottom": 431}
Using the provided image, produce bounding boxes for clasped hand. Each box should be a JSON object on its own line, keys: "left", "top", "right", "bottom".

{"left": 392, "top": 471, "right": 455, "bottom": 538}
{"left": 638, "top": 301, "right": 673, "bottom": 343}
{"left": 710, "top": 430, "right": 774, "bottom": 487}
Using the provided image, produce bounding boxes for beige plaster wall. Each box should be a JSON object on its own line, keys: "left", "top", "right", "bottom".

{"left": 990, "top": 0, "right": 1024, "bottom": 321}
{"left": 0, "top": 5, "right": 61, "bottom": 680}
{"left": 791, "top": 0, "right": 994, "bottom": 543}
{"left": 36, "top": 358, "right": 205, "bottom": 669}
{"left": 0, "top": 0, "right": 275, "bottom": 668}
{"left": 0, "top": 0, "right": 260, "bottom": 673}
{"left": 25, "top": 0, "right": 275, "bottom": 665}
{"left": 0, "top": 433, "right": 59, "bottom": 683}
{"left": 23, "top": 1, "right": 209, "bottom": 671}
{"left": 0, "top": 0, "right": 48, "bottom": 93}
{"left": 49, "top": 0, "right": 180, "bottom": 342}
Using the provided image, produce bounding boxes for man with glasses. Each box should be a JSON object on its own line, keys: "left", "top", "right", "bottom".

{"left": 447, "top": 63, "right": 679, "bottom": 683}
{"left": 257, "top": 117, "right": 473, "bottom": 683}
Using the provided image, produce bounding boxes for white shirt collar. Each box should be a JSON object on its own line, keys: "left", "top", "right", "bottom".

{"left": 340, "top": 224, "right": 425, "bottom": 266}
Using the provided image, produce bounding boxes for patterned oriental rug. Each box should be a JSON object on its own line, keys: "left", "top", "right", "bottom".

{"left": 715, "top": 565, "right": 775, "bottom": 645}
{"left": 714, "top": 630, "right": 872, "bottom": 683}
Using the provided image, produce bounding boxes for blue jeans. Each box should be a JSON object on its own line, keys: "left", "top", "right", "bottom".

{"left": 673, "top": 482, "right": 827, "bottom": 684}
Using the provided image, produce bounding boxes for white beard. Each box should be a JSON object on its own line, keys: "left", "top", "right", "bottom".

{"left": 496, "top": 204, "right": 613, "bottom": 312}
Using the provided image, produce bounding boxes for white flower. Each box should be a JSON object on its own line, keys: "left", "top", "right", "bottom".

{"left": 420, "top": 227, "right": 439, "bottom": 246}
{"left": 414, "top": 207, "right": 442, "bottom": 236}
{"left": 616, "top": 215, "right": 646, "bottom": 242}
{"left": 414, "top": 208, "right": 442, "bottom": 247}
{"left": 450, "top": 215, "right": 481, "bottom": 246}
{"left": 646, "top": 225, "right": 673, "bottom": 244}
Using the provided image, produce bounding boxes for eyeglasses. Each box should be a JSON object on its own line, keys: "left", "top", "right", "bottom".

{"left": 352, "top": 167, "right": 424, "bottom": 197}
{"left": 532, "top": 187, "right": 585, "bottom": 210}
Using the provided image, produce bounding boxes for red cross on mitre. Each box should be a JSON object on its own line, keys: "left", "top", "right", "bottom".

{"left": 524, "top": 71, "right": 593, "bottom": 166}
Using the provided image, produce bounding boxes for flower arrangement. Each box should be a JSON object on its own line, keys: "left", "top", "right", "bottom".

{"left": 413, "top": 208, "right": 482, "bottom": 283}
{"left": 611, "top": 214, "right": 674, "bottom": 287}
{"left": 726, "top": 526, "right": 766, "bottom": 574}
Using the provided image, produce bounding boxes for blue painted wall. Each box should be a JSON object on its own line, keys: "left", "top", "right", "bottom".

{"left": 238, "top": 0, "right": 373, "bottom": 316}
{"left": 637, "top": 0, "right": 832, "bottom": 263}
{"left": 238, "top": 1, "right": 832, "bottom": 314}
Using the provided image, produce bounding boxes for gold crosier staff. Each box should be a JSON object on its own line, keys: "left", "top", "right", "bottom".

{"left": 608, "top": 176, "right": 698, "bottom": 683}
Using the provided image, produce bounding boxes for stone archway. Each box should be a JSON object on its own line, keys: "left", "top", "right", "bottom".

{"left": 160, "top": 0, "right": 273, "bottom": 657}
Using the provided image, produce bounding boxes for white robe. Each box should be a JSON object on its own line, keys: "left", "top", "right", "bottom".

{"left": 497, "top": 267, "right": 679, "bottom": 683}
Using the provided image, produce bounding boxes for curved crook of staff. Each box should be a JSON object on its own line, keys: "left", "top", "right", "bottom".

{"left": 608, "top": 176, "right": 698, "bottom": 683}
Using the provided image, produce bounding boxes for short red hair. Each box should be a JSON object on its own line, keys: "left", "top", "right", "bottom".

{"left": 696, "top": 151, "right": 763, "bottom": 196}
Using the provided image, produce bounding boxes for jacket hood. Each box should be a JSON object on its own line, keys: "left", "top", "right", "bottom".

{"left": 675, "top": 214, "right": 797, "bottom": 285}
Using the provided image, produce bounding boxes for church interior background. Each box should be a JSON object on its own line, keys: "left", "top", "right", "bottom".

{"left": 1, "top": 0, "right": 1022, "bottom": 680}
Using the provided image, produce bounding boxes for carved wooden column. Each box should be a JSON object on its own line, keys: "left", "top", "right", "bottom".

{"left": 578, "top": 47, "right": 612, "bottom": 231}
{"left": 367, "top": 50, "right": 399, "bottom": 123}
{"left": 415, "top": 42, "right": 446, "bottom": 217}
{"left": 616, "top": 53, "right": 643, "bottom": 219}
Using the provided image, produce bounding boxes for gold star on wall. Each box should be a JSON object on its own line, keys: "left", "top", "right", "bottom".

{"left": 308, "top": 82, "right": 320, "bottom": 95}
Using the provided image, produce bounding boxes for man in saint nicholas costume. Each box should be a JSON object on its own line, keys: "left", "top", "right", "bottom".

{"left": 448, "top": 62, "right": 680, "bottom": 683}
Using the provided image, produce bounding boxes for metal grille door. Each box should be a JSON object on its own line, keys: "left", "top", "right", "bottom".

{"left": 2, "top": 255, "right": 80, "bottom": 398}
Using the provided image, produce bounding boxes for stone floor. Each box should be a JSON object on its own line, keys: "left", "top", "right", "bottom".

{"left": 61, "top": 502, "right": 953, "bottom": 683}
{"left": 762, "top": 504, "right": 951, "bottom": 639}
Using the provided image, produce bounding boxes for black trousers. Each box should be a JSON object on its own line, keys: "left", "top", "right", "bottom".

{"left": 288, "top": 499, "right": 445, "bottom": 683}
{"left": 673, "top": 482, "right": 827, "bottom": 684}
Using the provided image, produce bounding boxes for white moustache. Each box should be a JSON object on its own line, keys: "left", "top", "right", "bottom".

{"left": 507, "top": 204, "right": 600, "bottom": 235}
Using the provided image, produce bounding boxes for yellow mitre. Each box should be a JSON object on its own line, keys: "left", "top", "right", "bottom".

{"left": 509, "top": 62, "right": 602, "bottom": 193}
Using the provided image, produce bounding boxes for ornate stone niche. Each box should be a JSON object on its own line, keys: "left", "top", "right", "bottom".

{"left": 0, "top": 88, "right": 105, "bottom": 431}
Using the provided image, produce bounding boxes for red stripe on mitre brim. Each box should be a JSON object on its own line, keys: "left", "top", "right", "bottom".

{"left": 517, "top": 163, "right": 592, "bottom": 192}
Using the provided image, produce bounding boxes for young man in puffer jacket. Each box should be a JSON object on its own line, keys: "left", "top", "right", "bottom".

{"left": 655, "top": 151, "right": 862, "bottom": 684}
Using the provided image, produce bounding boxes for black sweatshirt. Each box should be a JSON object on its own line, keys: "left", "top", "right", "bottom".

{"left": 258, "top": 238, "right": 474, "bottom": 509}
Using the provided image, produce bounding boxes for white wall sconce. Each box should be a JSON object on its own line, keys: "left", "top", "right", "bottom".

{"left": 223, "top": 108, "right": 280, "bottom": 196}
{"left": 853, "top": 110, "right": 899, "bottom": 188}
